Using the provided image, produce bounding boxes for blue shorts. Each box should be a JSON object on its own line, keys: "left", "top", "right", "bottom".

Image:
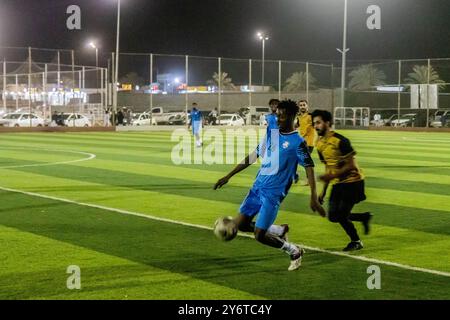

{"left": 192, "top": 121, "right": 201, "bottom": 135}
{"left": 239, "top": 187, "right": 285, "bottom": 230}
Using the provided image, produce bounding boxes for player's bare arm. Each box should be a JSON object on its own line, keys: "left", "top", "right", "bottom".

{"left": 214, "top": 150, "right": 258, "bottom": 190}
{"left": 305, "top": 166, "right": 326, "bottom": 217}
{"left": 318, "top": 165, "right": 331, "bottom": 204}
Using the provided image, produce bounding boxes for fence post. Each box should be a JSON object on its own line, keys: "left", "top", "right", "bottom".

{"left": 218, "top": 57, "right": 222, "bottom": 124}
{"left": 150, "top": 53, "right": 153, "bottom": 125}
{"left": 44, "top": 64, "right": 48, "bottom": 111}
{"left": 185, "top": 55, "right": 189, "bottom": 125}
{"left": 249, "top": 59, "right": 252, "bottom": 110}
{"left": 101, "top": 66, "right": 104, "bottom": 108}
{"left": 427, "top": 59, "right": 431, "bottom": 128}
{"left": 306, "top": 62, "right": 309, "bottom": 102}
{"left": 57, "top": 50, "right": 61, "bottom": 91}
{"left": 278, "top": 60, "right": 282, "bottom": 101}
{"left": 28, "top": 69, "right": 31, "bottom": 127}
{"left": 15, "top": 74, "right": 19, "bottom": 110}
{"left": 331, "top": 64, "right": 335, "bottom": 118}
{"left": 2, "top": 60, "right": 5, "bottom": 111}
{"left": 397, "top": 60, "right": 401, "bottom": 124}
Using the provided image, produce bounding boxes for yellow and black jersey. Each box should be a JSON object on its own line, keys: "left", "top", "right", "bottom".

{"left": 316, "top": 131, "right": 364, "bottom": 184}
{"left": 296, "top": 113, "right": 315, "bottom": 147}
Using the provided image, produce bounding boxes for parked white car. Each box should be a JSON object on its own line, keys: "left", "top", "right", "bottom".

{"left": 0, "top": 113, "right": 45, "bottom": 127}
{"left": 218, "top": 114, "right": 245, "bottom": 126}
{"left": 131, "top": 112, "right": 156, "bottom": 126}
{"left": 390, "top": 113, "right": 417, "bottom": 127}
{"left": 430, "top": 110, "right": 450, "bottom": 128}
{"left": 62, "top": 113, "right": 92, "bottom": 127}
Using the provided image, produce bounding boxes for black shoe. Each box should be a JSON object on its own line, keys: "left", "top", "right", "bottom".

{"left": 294, "top": 173, "right": 299, "bottom": 184}
{"left": 362, "top": 213, "right": 373, "bottom": 235}
{"left": 343, "top": 241, "right": 363, "bottom": 252}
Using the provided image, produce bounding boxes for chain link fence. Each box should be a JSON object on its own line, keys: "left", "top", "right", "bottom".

{"left": 2, "top": 47, "right": 450, "bottom": 128}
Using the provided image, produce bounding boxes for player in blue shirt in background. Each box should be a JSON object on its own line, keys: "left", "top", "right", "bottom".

{"left": 265, "top": 99, "right": 279, "bottom": 130}
{"left": 188, "top": 103, "right": 203, "bottom": 147}
{"left": 214, "top": 99, "right": 325, "bottom": 271}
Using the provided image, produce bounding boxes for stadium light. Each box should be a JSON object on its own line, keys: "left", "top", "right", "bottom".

{"left": 256, "top": 31, "right": 269, "bottom": 87}
{"left": 88, "top": 41, "right": 99, "bottom": 91}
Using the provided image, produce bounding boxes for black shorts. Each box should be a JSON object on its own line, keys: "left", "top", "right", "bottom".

{"left": 330, "top": 180, "right": 366, "bottom": 205}
{"left": 308, "top": 146, "right": 314, "bottom": 154}
{"left": 328, "top": 180, "right": 366, "bottom": 222}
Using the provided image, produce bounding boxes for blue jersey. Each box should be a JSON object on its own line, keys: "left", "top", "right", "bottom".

{"left": 254, "top": 128, "right": 314, "bottom": 194}
{"left": 265, "top": 113, "right": 278, "bottom": 130}
{"left": 190, "top": 110, "right": 202, "bottom": 122}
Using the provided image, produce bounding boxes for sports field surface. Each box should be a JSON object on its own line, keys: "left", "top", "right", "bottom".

{"left": 0, "top": 130, "right": 449, "bottom": 300}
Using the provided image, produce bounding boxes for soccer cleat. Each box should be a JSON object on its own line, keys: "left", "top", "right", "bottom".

{"left": 280, "top": 224, "right": 289, "bottom": 241}
{"left": 343, "top": 240, "right": 364, "bottom": 252}
{"left": 362, "top": 212, "right": 373, "bottom": 235}
{"left": 288, "top": 246, "right": 305, "bottom": 271}
{"left": 293, "top": 173, "right": 300, "bottom": 184}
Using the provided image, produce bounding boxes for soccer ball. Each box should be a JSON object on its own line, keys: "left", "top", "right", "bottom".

{"left": 213, "top": 216, "right": 237, "bottom": 241}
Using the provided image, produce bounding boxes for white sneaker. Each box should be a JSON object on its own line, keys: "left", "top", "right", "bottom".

{"left": 288, "top": 246, "right": 305, "bottom": 271}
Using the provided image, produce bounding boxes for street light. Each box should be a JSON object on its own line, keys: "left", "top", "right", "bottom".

{"left": 336, "top": 0, "right": 349, "bottom": 110}
{"left": 89, "top": 41, "right": 99, "bottom": 91}
{"left": 257, "top": 32, "right": 269, "bottom": 88}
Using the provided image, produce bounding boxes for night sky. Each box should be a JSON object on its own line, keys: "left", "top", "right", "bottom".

{"left": 1, "top": 0, "right": 450, "bottom": 67}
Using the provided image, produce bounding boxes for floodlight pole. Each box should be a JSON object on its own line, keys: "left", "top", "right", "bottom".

{"left": 113, "top": 0, "right": 121, "bottom": 126}
{"left": 337, "top": 0, "right": 349, "bottom": 109}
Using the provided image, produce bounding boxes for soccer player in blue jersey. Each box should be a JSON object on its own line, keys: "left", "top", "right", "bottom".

{"left": 214, "top": 99, "right": 325, "bottom": 271}
{"left": 188, "top": 103, "right": 203, "bottom": 147}
{"left": 265, "top": 99, "right": 279, "bottom": 130}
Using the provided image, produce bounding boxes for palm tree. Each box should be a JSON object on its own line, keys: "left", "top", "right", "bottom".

{"left": 405, "top": 65, "right": 445, "bottom": 88}
{"left": 207, "top": 72, "right": 236, "bottom": 90}
{"left": 283, "top": 71, "right": 316, "bottom": 92}
{"left": 348, "top": 64, "right": 386, "bottom": 91}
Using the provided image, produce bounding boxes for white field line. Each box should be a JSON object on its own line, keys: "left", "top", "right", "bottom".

{"left": 0, "top": 147, "right": 96, "bottom": 169}
{"left": 0, "top": 185, "right": 449, "bottom": 278}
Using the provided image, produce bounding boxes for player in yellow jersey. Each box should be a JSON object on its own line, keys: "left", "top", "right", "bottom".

{"left": 312, "top": 110, "right": 372, "bottom": 252}
{"left": 296, "top": 100, "right": 315, "bottom": 153}
{"left": 294, "top": 100, "right": 316, "bottom": 185}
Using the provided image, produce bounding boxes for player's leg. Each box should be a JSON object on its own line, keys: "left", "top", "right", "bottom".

{"left": 255, "top": 193, "right": 304, "bottom": 271}
{"left": 347, "top": 180, "right": 372, "bottom": 235}
{"left": 328, "top": 185, "right": 363, "bottom": 251}
{"left": 233, "top": 214, "right": 255, "bottom": 232}
{"left": 237, "top": 188, "right": 289, "bottom": 237}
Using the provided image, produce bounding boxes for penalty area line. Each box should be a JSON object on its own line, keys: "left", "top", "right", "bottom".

{"left": 1, "top": 185, "right": 449, "bottom": 278}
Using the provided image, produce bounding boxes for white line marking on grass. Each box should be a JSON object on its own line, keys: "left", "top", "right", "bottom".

{"left": 402, "top": 137, "right": 450, "bottom": 143}
{"left": 0, "top": 185, "right": 450, "bottom": 278}
{"left": 0, "top": 147, "right": 96, "bottom": 169}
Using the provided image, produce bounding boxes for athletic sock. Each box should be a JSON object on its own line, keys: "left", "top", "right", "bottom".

{"left": 267, "top": 224, "right": 284, "bottom": 236}
{"left": 339, "top": 219, "right": 360, "bottom": 242}
{"left": 281, "top": 241, "right": 299, "bottom": 256}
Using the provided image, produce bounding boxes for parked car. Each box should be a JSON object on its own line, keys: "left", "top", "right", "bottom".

{"left": 131, "top": 112, "right": 156, "bottom": 126}
{"left": 0, "top": 113, "right": 45, "bottom": 127}
{"left": 390, "top": 113, "right": 417, "bottom": 127}
{"left": 430, "top": 110, "right": 450, "bottom": 128}
{"left": 150, "top": 107, "right": 186, "bottom": 125}
{"left": 217, "top": 114, "right": 245, "bottom": 126}
{"left": 168, "top": 112, "right": 187, "bottom": 125}
{"left": 62, "top": 113, "right": 92, "bottom": 127}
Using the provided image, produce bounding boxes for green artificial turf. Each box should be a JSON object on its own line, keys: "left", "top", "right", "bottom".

{"left": 0, "top": 130, "right": 449, "bottom": 299}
